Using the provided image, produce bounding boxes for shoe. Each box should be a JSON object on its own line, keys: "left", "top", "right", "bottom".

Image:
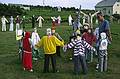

{"left": 23, "top": 68, "right": 25, "bottom": 71}
{"left": 96, "top": 64, "right": 99, "bottom": 69}
{"left": 57, "top": 70, "right": 59, "bottom": 73}
{"left": 69, "top": 58, "right": 72, "bottom": 60}
{"left": 95, "top": 64, "right": 99, "bottom": 71}
{"left": 29, "top": 69, "right": 33, "bottom": 72}
{"left": 53, "top": 70, "right": 59, "bottom": 73}
{"left": 33, "top": 58, "right": 38, "bottom": 60}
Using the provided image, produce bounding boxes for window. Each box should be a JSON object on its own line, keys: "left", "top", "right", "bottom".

{"left": 103, "top": 8, "right": 106, "bottom": 14}
{"left": 108, "top": 10, "right": 111, "bottom": 14}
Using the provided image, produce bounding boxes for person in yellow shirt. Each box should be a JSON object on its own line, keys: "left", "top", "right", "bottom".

{"left": 35, "top": 28, "right": 64, "bottom": 73}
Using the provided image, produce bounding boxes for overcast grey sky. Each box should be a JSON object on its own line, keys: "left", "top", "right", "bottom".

{"left": 0, "top": 0, "right": 102, "bottom": 9}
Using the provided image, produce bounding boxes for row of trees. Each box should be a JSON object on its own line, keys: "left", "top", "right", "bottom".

{"left": 0, "top": 3, "right": 25, "bottom": 16}
{"left": 0, "top": 3, "right": 120, "bottom": 24}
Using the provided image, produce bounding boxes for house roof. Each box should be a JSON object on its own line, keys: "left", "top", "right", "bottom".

{"left": 95, "top": 0, "right": 119, "bottom": 7}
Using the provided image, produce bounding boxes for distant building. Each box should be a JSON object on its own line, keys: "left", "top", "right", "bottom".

{"left": 95, "top": 0, "right": 120, "bottom": 16}
{"left": 9, "top": 3, "right": 30, "bottom": 10}
{"left": 20, "top": 6, "right": 30, "bottom": 10}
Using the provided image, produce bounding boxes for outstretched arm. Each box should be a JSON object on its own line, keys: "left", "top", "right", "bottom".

{"left": 35, "top": 37, "right": 43, "bottom": 49}
{"left": 55, "top": 36, "right": 64, "bottom": 47}
{"left": 83, "top": 40, "right": 95, "bottom": 51}
{"left": 67, "top": 40, "right": 76, "bottom": 49}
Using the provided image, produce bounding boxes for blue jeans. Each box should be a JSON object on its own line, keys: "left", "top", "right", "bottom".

{"left": 73, "top": 55, "right": 88, "bottom": 74}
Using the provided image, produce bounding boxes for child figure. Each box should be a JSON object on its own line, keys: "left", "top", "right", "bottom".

{"left": 98, "top": 32, "right": 108, "bottom": 72}
{"left": 82, "top": 28, "right": 96, "bottom": 63}
{"left": 23, "top": 32, "right": 33, "bottom": 72}
{"left": 64, "top": 34, "right": 96, "bottom": 75}
{"left": 31, "top": 28, "right": 40, "bottom": 60}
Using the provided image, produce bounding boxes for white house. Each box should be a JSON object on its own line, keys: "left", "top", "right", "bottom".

{"left": 95, "top": 0, "right": 120, "bottom": 16}
{"left": 20, "top": 6, "right": 30, "bottom": 10}
{"left": 9, "top": 3, "right": 30, "bottom": 10}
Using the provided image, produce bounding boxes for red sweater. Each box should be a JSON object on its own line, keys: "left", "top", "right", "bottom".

{"left": 82, "top": 32, "right": 96, "bottom": 46}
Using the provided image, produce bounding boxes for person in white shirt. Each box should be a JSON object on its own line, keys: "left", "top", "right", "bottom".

{"left": 37, "top": 16, "right": 44, "bottom": 28}
{"left": 9, "top": 16, "right": 14, "bottom": 31}
{"left": 1, "top": 16, "right": 8, "bottom": 31}
{"left": 31, "top": 28, "right": 40, "bottom": 60}
{"left": 68, "top": 15, "right": 73, "bottom": 26}
{"left": 98, "top": 32, "right": 108, "bottom": 72}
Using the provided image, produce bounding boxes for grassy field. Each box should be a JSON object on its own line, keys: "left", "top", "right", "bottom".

{"left": 0, "top": 22, "right": 120, "bottom": 79}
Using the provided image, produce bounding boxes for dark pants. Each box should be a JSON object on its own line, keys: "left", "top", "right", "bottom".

{"left": 32, "top": 22, "right": 35, "bottom": 28}
{"left": 44, "top": 54, "right": 56, "bottom": 73}
{"left": 74, "top": 55, "right": 88, "bottom": 74}
{"left": 56, "top": 46, "right": 61, "bottom": 57}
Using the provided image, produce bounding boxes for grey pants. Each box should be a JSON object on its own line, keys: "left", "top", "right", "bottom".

{"left": 74, "top": 55, "right": 88, "bottom": 74}
{"left": 85, "top": 48, "right": 93, "bottom": 63}
{"left": 98, "top": 50, "right": 107, "bottom": 72}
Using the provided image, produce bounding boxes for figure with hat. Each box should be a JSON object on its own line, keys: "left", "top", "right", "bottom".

{"left": 82, "top": 26, "right": 96, "bottom": 63}
{"left": 63, "top": 31, "right": 96, "bottom": 75}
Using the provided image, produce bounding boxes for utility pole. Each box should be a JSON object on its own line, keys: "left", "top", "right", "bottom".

{"left": 43, "top": 0, "right": 45, "bottom": 6}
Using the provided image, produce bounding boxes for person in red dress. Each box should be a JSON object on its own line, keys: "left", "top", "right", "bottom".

{"left": 22, "top": 32, "right": 33, "bottom": 72}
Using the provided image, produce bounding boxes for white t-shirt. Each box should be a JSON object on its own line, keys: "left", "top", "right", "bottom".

{"left": 99, "top": 39, "right": 108, "bottom": 50}
{"left": 31, "top": 32, "right": 40, "bottom": 47}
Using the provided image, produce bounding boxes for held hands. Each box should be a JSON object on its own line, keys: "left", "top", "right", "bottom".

{"left": 34, "top": 46, "right": 38, "bottom": 51}
{"left": 93, "top": 48, "right": 96, "bottom": 52}
{"left": 93, "top": 48, "right": 98, "bottom": 56}
{"left": 63, "top": 44, "right": 67, "bottom": 52}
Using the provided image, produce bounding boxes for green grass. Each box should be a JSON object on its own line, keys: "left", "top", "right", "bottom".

{"left": 0, "top": 22, "right": 120, "bottom": 79}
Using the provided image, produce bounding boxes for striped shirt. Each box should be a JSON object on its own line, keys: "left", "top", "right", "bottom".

{"left": 67, "top": 39, "right": 94, "bottom": 56}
